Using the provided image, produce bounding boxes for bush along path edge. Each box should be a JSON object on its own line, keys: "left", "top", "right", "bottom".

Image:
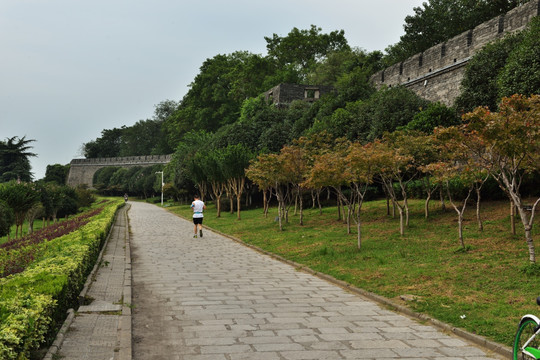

{"left": 0, "top": 199, "right": 124, "bottom": 360}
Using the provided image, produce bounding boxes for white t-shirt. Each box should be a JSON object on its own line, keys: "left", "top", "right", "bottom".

{"left": 191, "top": 199, "right": 204, "bottom": 218}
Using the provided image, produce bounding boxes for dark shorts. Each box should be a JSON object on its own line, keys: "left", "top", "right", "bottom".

{"left": 193, "top": 217, "right": 203, "bottom": 225}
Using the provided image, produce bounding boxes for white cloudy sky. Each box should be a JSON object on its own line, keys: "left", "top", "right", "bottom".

{"left": 0, "top": 0, "right": 424, "bottom": 179}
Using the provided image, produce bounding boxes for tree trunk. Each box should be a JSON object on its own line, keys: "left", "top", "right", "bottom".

{"left": 425, "top": 191, "right": 431, "bottom": 219}
{"left": 524, "top": 227, "right": 536, "bottom": 263}
{"left": 347, "top": 206, "right": 351, "bottom": 234}
{"left": 458, "top": 212, "right": 465, "bottom": 249}
{"left": 440, "top": 187, "right": 446, "bottom": 212}
{"left": 357, "top": 209, "right": 362, "bottom": 251}
{"left": 299, "top": 193, "right": 304, "bottom": 226}
{"left": 263, "top": 190, "right": 268, "bottom": 218}
{"left": 317, "top": 189, "right": 322, "bottom": 215}
{"left": 510, "top": 201, "right": 516, "bottom": 235}
{"left": 516, "top": 202, "right": 538, "bottom": 264}
{"left": 216, "top": 195, "right": 221, "bottom": 217}
{"left": 404, "top": 198, "right": 410, "bottom": 228}
{"left": 236, "top": 195, "right": 242, "bottom": 220}
{"left": 476, "top": 186, "right": 483, "bottom": 232}
{"left": 337, "top": 195, "right": 342, "bottom": 221}
{"left": 398, "top": 207, "right": 404, "bottom": 236}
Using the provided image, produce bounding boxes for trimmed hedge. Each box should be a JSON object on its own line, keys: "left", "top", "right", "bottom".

{"left": 0, "top": 199, "right": 123, "bottom": 359}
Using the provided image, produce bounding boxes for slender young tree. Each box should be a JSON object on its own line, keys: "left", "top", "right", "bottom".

{"left": 222, "top": 144, "right": 253, "bottom": 220}
{"left": 346, "top": 142, "right": 379, "bottom": 250}
{"left": 462, "top": 95, "right": 540, "bottom": 264}
{"left": 372, "top": 137, "right": 414, "bottom": 236}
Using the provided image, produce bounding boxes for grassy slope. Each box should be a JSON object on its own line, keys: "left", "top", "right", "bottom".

{"left": 168, "top": 198, "right": 539, "bottom": 347}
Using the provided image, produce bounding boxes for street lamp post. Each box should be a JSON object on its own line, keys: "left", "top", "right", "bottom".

{"left": 155, "top": 171, "right": 164, "bottom": 206}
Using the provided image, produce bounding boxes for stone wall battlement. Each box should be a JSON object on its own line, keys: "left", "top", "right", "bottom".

{"left": 70, "top": 154, "right": 172, "bottom": 166}
{"left": 371, "top": 0, "right": 539, "bottom": 105}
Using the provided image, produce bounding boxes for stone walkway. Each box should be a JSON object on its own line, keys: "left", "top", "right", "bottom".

{"left": 48, "top": 204, "right": 131, "bottom": 360}
{"left": 128, "top": 202, "right": 507, "bottom": 360}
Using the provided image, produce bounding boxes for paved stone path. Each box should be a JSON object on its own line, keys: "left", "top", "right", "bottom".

{"left": 129, "top": 202, "right": 505, "bottom": 360}
{"left": 51, "top": 204, "right": 131, "bottom": 360}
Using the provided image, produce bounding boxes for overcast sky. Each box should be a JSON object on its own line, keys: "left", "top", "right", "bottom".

{"left": 1, "top": 0, "right": 424, "bottom": 180}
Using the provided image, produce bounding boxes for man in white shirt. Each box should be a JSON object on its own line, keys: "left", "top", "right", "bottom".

{"left": 191, "top": 194, "right": 206, "bottom": 238}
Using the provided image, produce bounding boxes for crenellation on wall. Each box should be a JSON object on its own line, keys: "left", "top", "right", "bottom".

{"left": 371, "top": 0, "right": 539, "bottom": 105}
{"left": 66, "top": 154, "right": 172, "bottom": 188}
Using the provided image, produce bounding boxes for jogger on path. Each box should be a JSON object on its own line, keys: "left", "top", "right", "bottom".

{"left": 191, "top": 194, "right": 206, "bottom": 238}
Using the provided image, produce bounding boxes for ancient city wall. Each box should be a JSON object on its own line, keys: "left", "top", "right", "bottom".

{"left": 371, "top": 0, "right": 539, "bottom": 106}
{"left": 67, "top": 154, "right": 172, "bottom": 188}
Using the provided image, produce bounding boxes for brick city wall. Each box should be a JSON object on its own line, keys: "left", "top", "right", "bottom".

{"left": 371, "top": 0, "right": 539, "bottom": 106}
{"left": 66, "top": 154, "right": 172, "bottom": 188}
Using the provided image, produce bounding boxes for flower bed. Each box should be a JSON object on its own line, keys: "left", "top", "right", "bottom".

{"left": 0, "top": 199, "right": 124, "bottom": 359}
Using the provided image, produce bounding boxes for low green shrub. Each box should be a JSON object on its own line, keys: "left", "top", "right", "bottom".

{"left": 0, "top": 199, "right": 123, "bottom": 359}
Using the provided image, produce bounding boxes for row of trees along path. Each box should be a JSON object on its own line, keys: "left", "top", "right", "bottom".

{"left": 244, "top": 95, "right": 540, "bottom": 264}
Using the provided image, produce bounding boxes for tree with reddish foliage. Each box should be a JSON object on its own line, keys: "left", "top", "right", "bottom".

{"left": 461, "top": 94, "right": 540, "bottom": 264}
{"left": 247, "top": 153, "right": 289, "bottom": 230}
{"left": 423, "top": 127, "right": 487, "bottom": 250}
{"left": 346, "top": 142, "right": 379, "bottom": 250}
{"left": 372, "top": 137, "right": 414, "bottom": 236}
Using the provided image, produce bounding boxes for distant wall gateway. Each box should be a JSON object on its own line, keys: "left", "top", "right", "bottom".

{"left": 66, "top": 154, "right": 172, "bottom": 188}
{"left": 370, "top": 0, "right": 540, "bottom": 106}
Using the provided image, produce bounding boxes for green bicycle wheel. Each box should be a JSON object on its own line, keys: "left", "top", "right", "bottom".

{"left": 513, "top": 317, "right": 540, "bottom": 360}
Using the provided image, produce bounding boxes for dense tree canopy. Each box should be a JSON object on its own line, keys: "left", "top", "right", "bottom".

{"left": 43, "top": 164, "right": 70, "bottom": 185}
{"left": 265, "top": 25, "right": 350, "bottom": 79}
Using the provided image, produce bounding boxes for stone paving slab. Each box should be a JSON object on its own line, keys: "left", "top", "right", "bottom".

{"left": 48, "top": 204, "right": 131, "bottom": 360}
{"left": 129, "top": 201, "right": 507, "bottom": 360}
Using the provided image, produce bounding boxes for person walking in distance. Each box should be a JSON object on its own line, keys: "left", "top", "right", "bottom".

{"left": 191, "top": 194, "right": 206, "bottom": 238}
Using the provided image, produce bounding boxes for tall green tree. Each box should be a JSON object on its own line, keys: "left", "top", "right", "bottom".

{"left": 83, "top": 128, "right": 124, "bottom": 158}
{"left": 119, "top": 119, "right": 163, "bottom": 156}
{"left": 307, "top": 48, "right": 384, "bottom": 87}
{"left": 43, "top": 164, "right": 70, "bottom": 185}
{"left": 0, "top": 136, "right": 36, "bottom": 182}
{"left": 402, "top": 102, "right": 460, "bottom": 133}
{"left": 165, "top": 52, "right": 277, "bottom": 146}
{"left": 265, "top": 25, "right": 350, "bottom": 79}
{"left": 362, "top": 87, "right": 428, "bottom": 142}
{"left": 222, "top": 144, "right": 254, "bottom": 220}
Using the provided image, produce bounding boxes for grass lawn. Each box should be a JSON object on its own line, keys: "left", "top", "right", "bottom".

{"left": 167, "top": 197, "right": 539, "bottom": 347}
